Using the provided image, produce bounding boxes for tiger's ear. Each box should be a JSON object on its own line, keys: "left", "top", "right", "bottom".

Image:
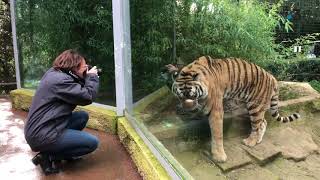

{"left": 165, "top": 64, "right": 179, "bottom": 74}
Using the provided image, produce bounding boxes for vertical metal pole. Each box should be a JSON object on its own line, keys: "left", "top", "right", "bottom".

{"left": 172, "top": 0, "right": 177, "bottom": 64}
{"left": 112, "top": 0, "right": 133, "bottom": 116}
{"left": 112, "top": 1, "right": 191, "bottom": 179}
{"left": 10, "top": 0, "right": 21, "bottom": 88}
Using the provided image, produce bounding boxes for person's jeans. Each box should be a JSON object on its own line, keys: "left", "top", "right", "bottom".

{"left": 44, "top": 111, "right": 99, "bottom": 160}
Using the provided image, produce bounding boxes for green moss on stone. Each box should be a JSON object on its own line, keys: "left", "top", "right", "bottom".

{"left": 10, "top": 89, "right": 35, "bottom": 111}
{"left": 117, "top": 117, "right": 170, "bottom": 180}
{"left": 76, "top": 105, "right": 117, "bottom": 134}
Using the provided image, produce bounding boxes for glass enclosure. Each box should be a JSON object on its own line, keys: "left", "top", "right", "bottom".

{"left": 130, "top": 0, "right": 320, "bottom": 179}
{"left": 12, "top": 0, "right": 320, "bottom": 179}
{"left": 15, "top": 0, "right": 116, "bottom": 105}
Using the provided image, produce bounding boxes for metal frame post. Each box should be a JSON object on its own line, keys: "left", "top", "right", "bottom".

{"left": 10, "top": 0, "right": 21, "bottom": 88}
{"left": 112, "top": 0, "right": 133, "bottom": 116}
{"left": 111, "top": 1, "right": 189, "bottom": 179}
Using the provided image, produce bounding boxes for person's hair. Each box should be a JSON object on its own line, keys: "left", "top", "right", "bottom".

{"left": 52, "top": 49, "right": 85, "bottom": 71}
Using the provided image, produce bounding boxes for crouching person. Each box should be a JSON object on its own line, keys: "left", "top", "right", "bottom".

{"left": 24, "top": 49, "right": 100, "bottom": 175}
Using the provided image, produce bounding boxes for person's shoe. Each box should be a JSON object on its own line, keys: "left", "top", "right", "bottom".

{"left": 31, "top": 153, "right": 60, "bottom": 175}
{"left": 31, "top": 153, "right": 42, "bottom": 166}
{"left": 65, "top": 156, "right": 83, "bottom": 161}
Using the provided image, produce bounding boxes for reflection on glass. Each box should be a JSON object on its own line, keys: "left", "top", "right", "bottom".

{"left": 131, "top": 0, "right": 320, "bottom": 179}
{"left": 15, "top": 0, "right": 115, "bottom": 105}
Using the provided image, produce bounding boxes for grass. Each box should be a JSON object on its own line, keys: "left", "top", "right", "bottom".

{"left": 279, "top": 86, "right": 301, "bottom": 101}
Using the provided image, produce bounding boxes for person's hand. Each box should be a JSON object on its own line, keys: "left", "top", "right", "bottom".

{"left": 87, "top": 66, "right": 98, "bottom": 76}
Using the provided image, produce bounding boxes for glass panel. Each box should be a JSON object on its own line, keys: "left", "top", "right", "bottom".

{"left": 15, "top": 0, "right": 116, "bottom": 105}
{"left": 130, "top": 0, "right": 320, "bottom": 179}
{"left": 130, "top": 0, "right": 176, "bottom": 102}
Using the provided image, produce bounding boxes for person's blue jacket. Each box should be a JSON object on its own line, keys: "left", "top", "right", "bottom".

{"left": 24, "top": 67, "right": 99, "bottom": 152}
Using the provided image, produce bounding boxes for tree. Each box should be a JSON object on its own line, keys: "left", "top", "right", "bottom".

{"left": 0, "top": 0, "right": 16, "bottom": 93}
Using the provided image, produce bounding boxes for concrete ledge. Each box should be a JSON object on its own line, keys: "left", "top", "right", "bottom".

{"left": 9, "top": 88, "right": 118, "bottom": 134}
{"left": 76, "top": 105, "right": 117, "bottom": 134}
{"left": 10, "top": 88, "right": 34, "bottom": 111}
{"left": 117, "top": 117, "right": 170, "bottom": 180}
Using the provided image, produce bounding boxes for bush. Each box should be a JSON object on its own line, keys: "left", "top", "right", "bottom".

{"left": 262, "top": 58, "right": 320, "bottom": 94}
{"left": 175, "top": 0, "right": 290, "bottom": 64}
{"left": 16, "top": 0, "right": 114, "bottom": 89}
{"left": 309, "top": 80, "right": 320, "bottom": 93}
{"left": 285, "top": 59, "right": 320, "bottom": 82}
{"left": 260, "top": 59, "right": 290, "bottom": 80}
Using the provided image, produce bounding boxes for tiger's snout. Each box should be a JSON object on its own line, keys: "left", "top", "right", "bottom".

{"left": 183, "top": 90, "right": 195, "bottom": 99}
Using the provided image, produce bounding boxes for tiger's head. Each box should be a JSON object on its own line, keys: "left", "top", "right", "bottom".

{"left": 165, "top": 59, "right": 209, "bottom": 112}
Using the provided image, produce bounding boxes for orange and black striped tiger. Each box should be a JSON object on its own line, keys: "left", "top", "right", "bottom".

{"left": 166, "top": 56, "right": 300, "bottom": 162}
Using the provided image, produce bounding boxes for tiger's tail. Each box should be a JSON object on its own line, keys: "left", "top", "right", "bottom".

{"left": 269, "top": 94, "right": 300, "bottom": 123}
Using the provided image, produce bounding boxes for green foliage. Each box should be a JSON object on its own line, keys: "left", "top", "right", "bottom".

{"left": 262, "top": 58, "right": 320, "bottom": 95}
{"left": 130, "top": 0, "right": 291, "bottom": 98}
{"left": 175, "top": 0, "right": 290, "bottom": 63}
{"left": 130, "top": 0, "right": 176, "bottom": 99}
{"left": 309, "top": 80, "right": 320, "bottom": 93}
{"left": 16, "top": 0, "right": 114, "bottom": 90}
{"left": 14, "top": 0, "right": 291, "bottom": 101}
{"left": 285, "top": 59, "right": 320, "bottom": 82}
{"left": 263, "top": 58, "right": 320, "bottom": 81}
{"left": 278, "top": 33, "right": 320, "bottom": 59}
{"left": 0, "top": 0, "right": 16, "bottom": 93}
{"left": 261, "top": 59, "right": 290, "bottom": 80}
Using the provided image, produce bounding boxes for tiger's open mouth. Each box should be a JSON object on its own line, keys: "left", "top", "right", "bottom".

{"left": 181, "top": 98, "right": 199, "bottom": 111}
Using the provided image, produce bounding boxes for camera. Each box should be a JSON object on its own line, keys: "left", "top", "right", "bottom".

{"left": 86, "top": 65, "right": 102, "bottom": 76}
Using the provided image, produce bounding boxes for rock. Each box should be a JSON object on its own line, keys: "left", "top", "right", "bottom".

{"left": 174, "top": 151, "right": 226, "bottom": 180}
{"left": 201, "top": 140, "right": 252, "bottom": 172}
{"left": 241, "top": 136, "right": 281, "bottom": 164}
{"left": 265, "top": 155, "right": 320, "bottom": 180}
{"left": 227, "top": 164, "right": 279, "bottom": 180}
{"left": 273, "top": 127, "right": 319, "bottom": 161}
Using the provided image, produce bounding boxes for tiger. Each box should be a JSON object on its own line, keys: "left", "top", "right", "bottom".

{"left": 166, "top": 56, "right": 300, "bottom": 162}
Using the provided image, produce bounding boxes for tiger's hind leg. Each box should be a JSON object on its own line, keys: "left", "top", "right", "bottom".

{"left": 243, "top": 105, "right": 267, "bottom": 147}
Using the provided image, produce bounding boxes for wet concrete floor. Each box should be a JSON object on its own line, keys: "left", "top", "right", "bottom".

{"left": 0, "top": 97, "right": 142, "bottom": 180}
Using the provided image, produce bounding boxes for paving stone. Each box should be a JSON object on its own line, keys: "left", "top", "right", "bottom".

{"left": 226, "top": 164, "right": 279, "bottom": 180}
{"left": 272, "top": 127, "right": 319, "bottom": 161}
{"left": 190, "top": 162, "right": 227, "bottom": 180}
{"left": 241, "top": 136, "right": 281, "bottom": 164}
{"left": 265, "top": 155, "right": 320, "bottom": 180}
{"left": 173, "top": 151, "right": 227, "bottom": 180}
{"left": 201, "top": 140, "right": 252, "bottom": 172}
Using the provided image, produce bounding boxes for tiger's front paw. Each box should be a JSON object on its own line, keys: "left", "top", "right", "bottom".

{"left": 242, "top": 136, "right": 258, "bottom": 147}
{"left": 212, "top": 149, "right": 227, "bottom": 163}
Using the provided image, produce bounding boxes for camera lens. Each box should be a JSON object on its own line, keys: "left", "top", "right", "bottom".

{"left": 87, "top": 65, "right": 102, "bottom": 76}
